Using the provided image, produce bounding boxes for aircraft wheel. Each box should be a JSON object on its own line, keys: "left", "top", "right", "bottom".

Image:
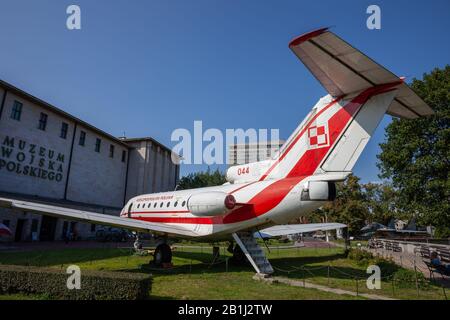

{"left": 153, "top": 243, "right": 172, "bottom": 266}
{"left": 230, "top": 244, "right": 248, "bottom": 265}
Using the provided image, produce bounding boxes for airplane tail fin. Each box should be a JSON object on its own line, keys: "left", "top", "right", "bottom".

{"left": 258, "top": 28, "right": 433, "bottom": 181}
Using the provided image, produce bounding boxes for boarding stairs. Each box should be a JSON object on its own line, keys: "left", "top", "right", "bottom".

{"left": 232, "top": 231, "right": 274, "bottom": 275}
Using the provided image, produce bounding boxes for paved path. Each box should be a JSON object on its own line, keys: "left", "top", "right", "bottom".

{"left": 253, "top": 274, "right": 395, "bottom": 300}
{"left": 366, "top": 247, "right": 450, "bottom": 288}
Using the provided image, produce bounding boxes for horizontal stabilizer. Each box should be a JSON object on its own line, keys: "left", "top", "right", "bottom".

{"left": 256, "top": 223, "right": 346, "bottom": 238}
{"left": 289, "top": 28, "right": 434, "bottom": 119}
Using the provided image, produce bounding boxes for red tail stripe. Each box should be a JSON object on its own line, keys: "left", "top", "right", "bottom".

{"left": 259, "top": 96, "right": 343, "bottom": 181}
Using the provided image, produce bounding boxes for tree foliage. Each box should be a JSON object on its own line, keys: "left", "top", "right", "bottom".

{"left": 309, "top": 175, "right": 399, "bottom": 235}
{"left": 177, "top": 168, "right": 227, "bottom": 190}
{"left": 377, "top": 66, "right": 450, "bottom": 237}
{"left": 314, "top": 175, "right": 368, "bottom": 234}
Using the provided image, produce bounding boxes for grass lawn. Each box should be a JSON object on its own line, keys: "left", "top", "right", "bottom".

{"left": 0, "top": 243, "right": 447, "bottom": 300}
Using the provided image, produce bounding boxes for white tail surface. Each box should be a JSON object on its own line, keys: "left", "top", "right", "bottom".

{"left": 319, "top": 90, "right": 397, "bottom": 172}
{"left": 259, "top": 83, "right": 401, "bottom": 181}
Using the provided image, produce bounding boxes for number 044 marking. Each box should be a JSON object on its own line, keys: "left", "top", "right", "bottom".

{"left": 237, "top": 167, "right": 250, "bottom": 175}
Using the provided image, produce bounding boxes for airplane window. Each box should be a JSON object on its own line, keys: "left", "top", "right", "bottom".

{"left": 153, "top": 202, "right": 157, "bottom": 208}
{"left": 174, "top": 201, "right": 178, "bottom": 207}
{"left": 147, "top": 203, "right": 151, "bottom": 208}
{"left": 137, "top": 204, "right": 140, "bottom": 208}
{"left": 182, "top": 201, "right": 186, "bottom": 207}
{"left": 167, "top": 202, "right": 170, "bottom": 207}
{"left": 160, "top": 202, "right": 163, "bottom": 208}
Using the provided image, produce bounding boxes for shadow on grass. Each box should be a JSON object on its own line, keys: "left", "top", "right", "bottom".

{"left": 270, "top": 255, "right": 402, "bottom": 282}
{"left": 131, "top": 251, "right": 368, "bottom": 280}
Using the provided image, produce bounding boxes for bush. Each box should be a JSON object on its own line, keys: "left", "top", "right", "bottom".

{"left": 346, "top": 248, "right": 374, "bottom": 266}
{"left": 0, "top": 264, "right": 152, "bottom": 300}
{"left": 393, "top": 269, "right": 429, "bottom": 289}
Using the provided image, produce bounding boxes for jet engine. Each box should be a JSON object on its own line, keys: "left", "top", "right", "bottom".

{"left": 301, "top": 181, "right": 336, "bottom": 201}
{"left": 187, "top": 191, "right": 236, "bottom": 216}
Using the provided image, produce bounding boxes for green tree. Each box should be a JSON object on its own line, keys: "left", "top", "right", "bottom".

{"left": 177, "top": 168, "right": 227, "bottom": 190}
{"left": 377, "top": 66, "right": 450, "bottom": 237}
{"left": 316, "top": 174, "right": 369, "bottom": 235}
{"left": 363, "top": 182, "right": 398, "bottom": 225}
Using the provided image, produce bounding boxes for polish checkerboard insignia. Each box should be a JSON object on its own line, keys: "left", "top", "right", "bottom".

{"left": 308, "top": 125, "right": 329, "bottom": 148}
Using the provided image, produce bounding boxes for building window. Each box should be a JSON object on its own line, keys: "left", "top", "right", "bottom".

{"left": 79, "top": 131, "right": 86, "bottom": 146}
{"left": 90, "top": 224, "right": 96, "bottom": 232}
{"left": 38, "top": 112, "right": 48, "bottom": 131}
{"left": 60, "top": 122, "right": 68, "bottom": 139}
{"left": 109, "top": 144, "right": 114, "bottom": 158}
{"left": 121, "top": 150, "right": 127, "bottom": 162}
{"left": 95, "top": 138, "right": 101, "bottom": 152}
{"left": 10, "top": 100, "right": 23, "bottom": 121}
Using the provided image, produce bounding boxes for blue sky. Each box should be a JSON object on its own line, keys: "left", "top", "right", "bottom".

{"left": 0, "top": 0, "right": 448, "bottom": 182}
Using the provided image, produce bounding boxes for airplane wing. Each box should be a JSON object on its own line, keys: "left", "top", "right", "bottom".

{"left": 256, "top": 223, "right": 346, "bottom": 238}
{"left": 289, "top": 27, "right": 434, "bottom": 119}
{"left": 0, "top": 197, "right": 199, "bottom": 238}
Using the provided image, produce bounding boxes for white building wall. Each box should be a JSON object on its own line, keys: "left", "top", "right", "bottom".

{"left": 0, "top": 91, "right": 73, "bottom": 199}
{"left": 66, "top": 125, "right": 128, "bottom": 208}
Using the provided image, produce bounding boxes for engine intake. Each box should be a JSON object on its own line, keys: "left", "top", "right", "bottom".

{"left": 301, "top": 181, "right": 336, "bottom": 201}
{"left": 187, "top": 192, "right": 236, "bottom": 217}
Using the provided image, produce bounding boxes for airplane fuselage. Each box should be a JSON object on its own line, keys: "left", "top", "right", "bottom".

{"left": 120, "top": 175, "right": 327, "bottom": 240}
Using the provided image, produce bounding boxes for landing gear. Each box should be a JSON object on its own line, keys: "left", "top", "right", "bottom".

{"left": 230, "top": 243, "right": 248, "bottom": 266}
{"left": 153, "top": 242, "right": 172, "bottom": 266}
{"left": 133, "top": 234, "right": 143, "bottom": 251}
{"left": 227, "top": 242, "right": 234, "bottom": 254}
{"left": 212, "top": 246, "right": 220, "bottom": 263}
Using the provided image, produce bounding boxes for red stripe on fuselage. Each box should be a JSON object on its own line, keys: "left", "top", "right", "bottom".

{"left": 133, "top": 216, "right": 214, "bottom": 224}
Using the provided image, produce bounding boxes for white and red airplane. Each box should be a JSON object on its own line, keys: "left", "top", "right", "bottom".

{"left": 0, "top": 28, "right": 433, "bottom": 274}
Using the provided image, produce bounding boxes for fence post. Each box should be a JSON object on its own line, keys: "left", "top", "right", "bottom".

{"left": 413, "top": 260, "right": 420, "bottom": 298}
{"left": 225, "top": 257, "right": 228, "bottom": 273}
{"left": 355, "top": 278, "right": 359, "bottom": 296}
{"left": 327, "top": 265, "right": 330, "bottom": 286}
{"left": 442, "top": 286, "right": 447, "bottom": 300}
{"left": 391, "top": 277, "right": 395, "bottom": 297}
{"left": 302, "top": 268, "right": 306, "bottom": 287}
